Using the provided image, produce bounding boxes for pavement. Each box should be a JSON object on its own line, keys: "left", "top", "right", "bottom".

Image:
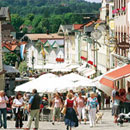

{"left": 4, "top": 110, "right": 130, "bottom": 130}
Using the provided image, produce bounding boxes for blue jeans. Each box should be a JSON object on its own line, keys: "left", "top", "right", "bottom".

{"left": 0, "top": 108, "right": 7, "bottom": 128}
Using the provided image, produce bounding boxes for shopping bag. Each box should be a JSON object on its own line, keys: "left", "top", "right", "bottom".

{"left": 61, "top": 107, "right": 66, "bottom": 115}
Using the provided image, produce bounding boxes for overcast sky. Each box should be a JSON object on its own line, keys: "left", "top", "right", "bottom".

{"left": 85, "top": 0, "right": 102, "bottom": 3}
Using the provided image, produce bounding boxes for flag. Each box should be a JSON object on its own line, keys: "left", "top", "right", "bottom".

{"left": 20, "top": 44, "right": 25, "bottom": 60}
{"left": 41, "top": 47, "right": 46, "bottom": 57}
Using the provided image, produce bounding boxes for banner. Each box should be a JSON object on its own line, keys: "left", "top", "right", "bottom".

{"left": 20, "top": 44, "right": 25, "bottom": 60}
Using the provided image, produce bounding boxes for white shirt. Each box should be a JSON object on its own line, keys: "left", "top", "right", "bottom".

{"left": 0, "top": 96, "right": 9, "bottom": 109}
{"left": 13, "top": 98, "right": 24, "bottom": 107}
{"left": 54, "top": 98, "right": 61, "bottom": 108}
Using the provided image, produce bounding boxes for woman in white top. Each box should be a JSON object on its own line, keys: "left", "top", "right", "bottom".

{"left": 13, "top": 93, "right": 24, "bottom": 129}
{"left": 76, "top": 92, "right": 86, "bottom": 124}
{"left": 0, "top": 91, "right": 8, "bottom": 129}
{"left": 52, "top": 93, "right": 62, "bottom": 125}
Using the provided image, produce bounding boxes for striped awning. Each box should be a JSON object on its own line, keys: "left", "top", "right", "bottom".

{"left": 100, "top": 64, "right": 130, "bottom": 88}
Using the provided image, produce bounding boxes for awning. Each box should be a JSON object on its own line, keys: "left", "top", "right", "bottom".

{"left": 4, "top": 65, "right": 19, "bottom": 74}
{"left": 82, "top": 68, "right": 96, "bottom": 77}
{"left": 100, "top": 64, "right": 130, "bottom": 88}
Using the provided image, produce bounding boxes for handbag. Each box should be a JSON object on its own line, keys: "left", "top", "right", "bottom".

{"left": 61, "top": 107, "right": 66, "bottom": 115}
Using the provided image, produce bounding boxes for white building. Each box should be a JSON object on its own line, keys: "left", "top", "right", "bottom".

{"left": 21, "top": 34, "right": 64, "bottom": 69}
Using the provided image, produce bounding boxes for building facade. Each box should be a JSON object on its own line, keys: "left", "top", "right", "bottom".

{"left": 21, "top": 34, "right": 65, "bottom": 69}
{"left": 0, "top": 7, "right": 10, "bottom": 90}
{"left": 112, "top": 0, "right": 130, "bottom": 66}
{"left": 112, "top": 0, "right": 130, "bottom": 88}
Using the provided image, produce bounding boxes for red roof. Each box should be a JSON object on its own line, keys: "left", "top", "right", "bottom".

{"left": 100, "top": 64, "right": 130, "bottom": 88}
{"left": 73, "top": 24, "right": 83, "bottom": 30}
{"left": 2, "top": 41, "right": 26, "bottom": 51}
{"left": 95, "top": 19, "right": 104, "bottom": 24}
{"left": 85, "top": 21, "right": 95, "bottom": 27}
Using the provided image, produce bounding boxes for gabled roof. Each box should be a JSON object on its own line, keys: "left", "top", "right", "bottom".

{"left": 85, "top": 21, "right": 95, "bottom": 27}
{"left": 2, "top": 41, "right": 26, "bottom": 51}
{"left": 58, "top": 25, "right": 73, "bottom": 35}
{"left": 73, "top": 24, "right": 83, "bottom": 30}
{"left": 61, "top": 25, "right": 73, "bottom": 32}
{"left": 2, "top": 44, "right": 17, "bottom": 51}
{"left": 25, "top": 33, "right": 64, "bottom": 41}
{"left": 52, "top": 42, "right": 58, "bottom": 48}
{"left": 42, "top": 39, "right": 64, "bottom": 48}
{"left": 43, "top": 41, "right": 50, "bottom": 47}
{"left": 95, "top": 19, "right": 105, "bottom": 24}
{"left": 39, "top": 39, "right": 47, "bottom": 44}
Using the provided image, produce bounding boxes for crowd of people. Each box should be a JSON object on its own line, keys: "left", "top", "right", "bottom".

{"left": 0, "top": 88, "right": 101, "bottom": 130}
{"left": 0, "top": 87, "right": 129, "bottom": 130}
{"left": 51, "top": 90, "right": 100, "bottom": 130}
{"left": 111, "top": 86, "right": 130, "bottom": 123}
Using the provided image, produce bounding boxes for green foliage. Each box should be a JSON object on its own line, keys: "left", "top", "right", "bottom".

{"left": 18, "top": 61, "right": 27, "bottom": 73}
{"left": 3, "top": 52, "right": 18, "bottom": 66}
{"left": 11, "top": 14, "right": 24, "bottom": 31}
{"left": 0, "top": 0, "right": 101, "bottom": 33}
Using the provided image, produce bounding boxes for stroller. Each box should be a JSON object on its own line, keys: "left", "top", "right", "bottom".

{"left": 117, "top": 113, "right": 130, "bottom": 127}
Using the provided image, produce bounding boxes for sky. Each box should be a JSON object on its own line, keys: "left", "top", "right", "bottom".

{"left": 85, "top": 0, "right": 102, "bottom": 3}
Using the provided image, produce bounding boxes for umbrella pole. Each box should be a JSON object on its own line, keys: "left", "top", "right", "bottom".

{"left": 48, "top": 93, "right": 52, "bottom": 107}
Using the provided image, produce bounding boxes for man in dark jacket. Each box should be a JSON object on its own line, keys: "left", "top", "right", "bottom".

{"left": 24, "top": 89, "right": 41, "bottom": 130}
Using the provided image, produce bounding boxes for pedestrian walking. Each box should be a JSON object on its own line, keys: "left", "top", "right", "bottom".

{"left": 111, "top": 86, "right": 118, "bottom": 115}
{"left": 64, "top": 93, "right": 78, "bottom": 130}
{"left": 24, "top": 89, "right": 41, "bottom": 130}
{"left": 86, "top": 92, "right": 99, "bottom": 128}
{"left": 52, "top": 93, "right": 62, "bottom": 125}
{"left": 0, "top": 90, "right": 9, "bottom": 129}
{"left": 106, "top": 96, "right": 110, "bottom": 109}
{"left": 76, "top": 92, "right": 87, "bottom": 124}
{"left": 112, "top": 91, "right": 121, "bottom": 123}
{"left": 13, "top": 93, "right": 24, "bottom": 129}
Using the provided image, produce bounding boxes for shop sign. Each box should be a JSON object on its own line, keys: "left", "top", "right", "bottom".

{"left": 117, "top": 41, "right": 129, "bottom": 50}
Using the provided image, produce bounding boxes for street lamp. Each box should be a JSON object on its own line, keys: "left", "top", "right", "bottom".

{"left": 83, "top": 29, "right": 102, "bottom": 76}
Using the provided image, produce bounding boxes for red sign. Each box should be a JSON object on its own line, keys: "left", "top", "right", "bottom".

{"left": 88, "top": 60, "right": 93, "bottom": 65}
{"left": 56, "top": 58, "right": 64, "bottom": 62}
{"left": 80, "top": 56, "right": 87, "bottom": 61}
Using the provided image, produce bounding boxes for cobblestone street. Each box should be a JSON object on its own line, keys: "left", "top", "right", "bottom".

{"left": 4, "top": 110, "right": 130, "bottom": 130}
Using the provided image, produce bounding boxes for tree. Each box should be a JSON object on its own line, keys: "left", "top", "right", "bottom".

{"left": 18, "top": 61, "right": 27, "bottom": 74}
{"left": 11, "top": 14, "right": 24, "bottom": 31}
{"left": 22, "top": 27, "right": 28, "bottom": 33}
{"left": 3, "top": 52, "right": 18, "bottom": 66}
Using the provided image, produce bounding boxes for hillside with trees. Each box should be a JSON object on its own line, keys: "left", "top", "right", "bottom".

{"left": 0, "top": 0, "right": 101, "bottom": 33}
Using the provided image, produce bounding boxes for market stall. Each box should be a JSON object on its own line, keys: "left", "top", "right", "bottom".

{"left": 15, "top": 73, "right": 95, "bottom": 93}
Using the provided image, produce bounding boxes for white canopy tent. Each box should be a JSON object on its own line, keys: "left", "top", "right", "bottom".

{"left": 76, "top": 63, "right": 87, "bottom": 73}
{"left": 66, "top": 64, "right": 80, "bottom": 69}
{"left": 42, "top": 63, "right": 69, "bottom": 70}
{"left": 15, "top": 73, "right": 95, "bottom": 93}
{"left": 15, "top": 73, "right": 76, "bottom": 93}
{"left": 50, "top": 68, "right": 72, "bottom": 73}
{"left": 81, "top": 68, "right": 96, "bottom": 77}
{"left": 60, "top": 73, "right": 90, "bottom": 82}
